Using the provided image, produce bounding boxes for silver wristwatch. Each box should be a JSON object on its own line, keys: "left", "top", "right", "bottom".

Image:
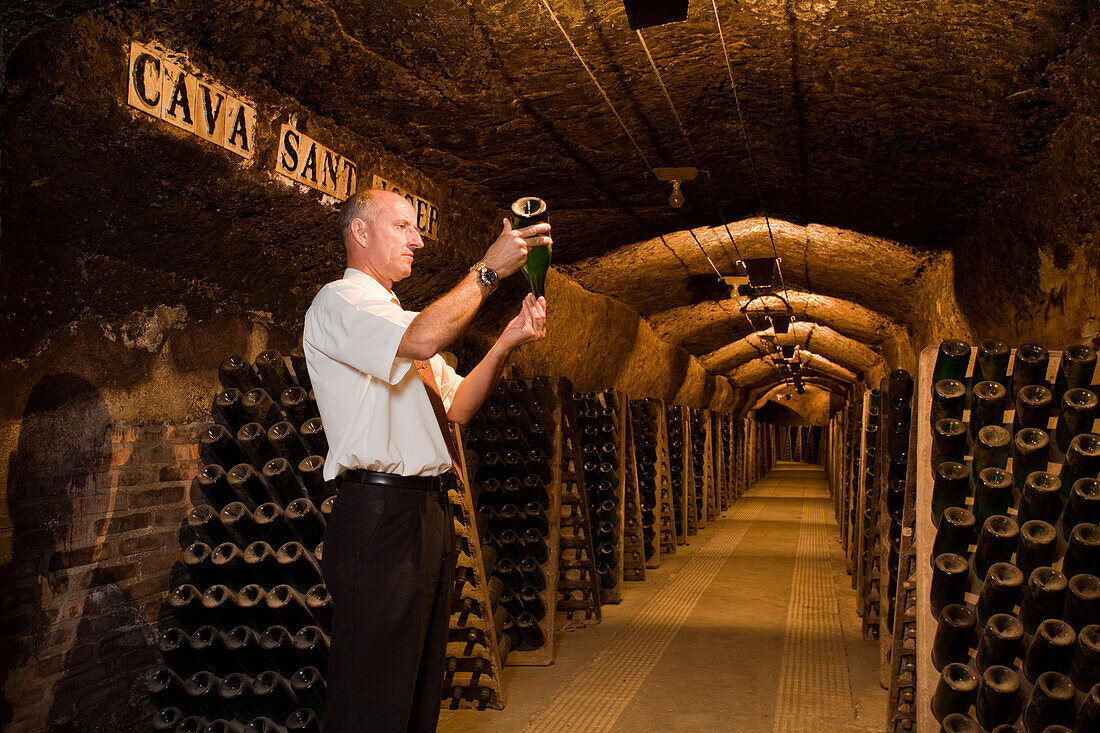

{"left": 471, "top": 262, "right": 499, "bottom": 294}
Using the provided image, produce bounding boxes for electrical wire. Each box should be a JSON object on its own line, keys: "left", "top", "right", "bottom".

{"left": 710, "top": 0, "right": 790, "bottom": 303}
{"left": 537, "top": 0, "right": 656, "bottom": 176}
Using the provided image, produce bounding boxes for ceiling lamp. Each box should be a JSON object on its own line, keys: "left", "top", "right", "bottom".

{"left": 654, "top": 167, "right": 697, "bottom": 209}
{"left": 623, "top": 0, "right": 689, "bottom": 30}
{"left": 769, "top": 314, "right": 792, "bottom": 334}
{"left": 780, "top": 344, "right": 797, "bottom": 360}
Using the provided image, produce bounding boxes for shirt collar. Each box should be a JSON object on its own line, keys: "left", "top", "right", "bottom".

{"left": 344, "top": 268, "right": 399, "bottom": 303}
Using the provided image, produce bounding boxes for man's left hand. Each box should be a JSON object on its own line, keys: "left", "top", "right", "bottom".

{"left": 500, "top": 294, "right": 547, "bottom": 349}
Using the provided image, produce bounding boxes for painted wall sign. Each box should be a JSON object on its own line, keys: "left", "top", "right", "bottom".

{"left": 126, "top": 41, "right": 256, "bottom": 160}
{"left": 371, "top": 175, "right": 440, "bottom": 240}
{"left": 276, "top": 125, "right": 357, "bottom": 201}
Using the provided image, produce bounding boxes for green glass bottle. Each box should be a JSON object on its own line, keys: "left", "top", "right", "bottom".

{"left": 511, "top": 197, "right": 550, "bottom": 298}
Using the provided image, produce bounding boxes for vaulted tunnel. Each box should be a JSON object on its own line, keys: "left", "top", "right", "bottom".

{"left": 1, "top": 0, "right": 1098, "bottom": 730}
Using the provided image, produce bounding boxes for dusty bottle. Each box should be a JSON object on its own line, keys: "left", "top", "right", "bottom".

{"left": 221, "top": 501, "right": 260, "bottom": 546}
{"left": 168, "top": 584, "right": 206, "bottom": 632}
{"left": 1011, "top": 428, "right": 1050, "bottom": 491}
{"left": 938, "top": 713, "right": 980, "bottom": 733}
{"left": 268, "top": 422, "right": 309, "bottom": 468}
{"left": 1077, "top": 684, "right": 1100, "bottom": 733}
{"left": 238, "top": 421, "right": 279, "bottom": 471}
{"left": 290, "top": 666, "right": 326, "bottom": 720}
{"left": 214, "top": 387, "right": 251, "bottom": 435}
{"left": 1070, "top": 624, "right": 1100, "bottom": 693}
{"left": 932, "top": 340, "right": 971, "bottom": 392}
{"left": 931, "top": 419, "right": 968, "bottom": 471}
{"left": 201, "top": 585, "right": 241, "bottom": 632}
{"left": 260, "top": 625, "right": 306, "bottom": 673}
{"left": 1014, "top": 383, "right": 1054, "bottom": 431}
{"left": 975, "top": 339, "right": 1011, "bottom": 388}
{"left": 1018, "top": 472, "right": 1063, "bottom": 527}
{"left": 211, "top": 542, "right": 249, "bottom": 591}
{"left": 183, "top": 670, "right": 219, "bottom": 718}
{"left": 197, "top": 464, "right": 235, "bottom": 510}
{"left": 974, "top": 516, "right": 1019, "bottom": 580}
{"left": 511, "top": 197, "right": 550, "bottom": 298}
{"left": 242, "top": 388, "right": 284, "bottom": 430}
{"left": 974, "top": 665, "right": 1021, "bottom": 731}
{"left": 1062, "top": 434, "right": 1100, "bottom": 496}
{"left": 1022, "top": 671, "right": 1077, "bottom": 732}
{"left": 234, "top": 585, "right": 272, "bottom": 632}
{"left": 1025, "top": 619, "right": 1077, "bottom": 683}
{"left": 1057, "top": 387, "right": 1098, "bottom": 453}
{"left": 1012, "top": 343, "right": 1050, "bottom": 394}
{"left": 285, "top": 498, "right": 326, "bottom": 549}
{"left": 294, "top": 624, "right": 330, "bottom": 675}
{"left": 202, "top": 424, "right": 250, "bottom": 470}
{"left": 932, "top": 380, "right": 968, "bottom": 425}
{"left": 975, "top": 562, "right": 1024, "bottom": 629}
{"left": 932, "top": 603, "right": 977, "bottom": 671}
{"left": 151, "top": 707, "right": 183, "bottom": 732}
{"left": 276, "top": 542, "right": 324, "bottom": 593}
{"left": 1064, "top": 573, "right": 1100, "bottom": 632}
{"left": 254, "top": 349, "right": 293, "bottom": 399}
{"left": 1016, "top": 521, "right": 1058, "bottom": 582}
{"left": 182, "top": 541, "right": 216, "bottom": 589}
{"left": 930, "top": 553, "right": 969, "bottom": 621}
{"left": 931, "top": 506, "right": 977, "bottom": 561}
{"left": 515, "top": 610, "right": 546, "bottom": 648}
{"left": 931, "top": 662, "right": 979, "bottom": 722}
{"left": 279, "top": 386, "right": 318, "bottom": 428}
{"left": 252, "top": 671, "right": 300, "bottom": 722}
{"left": 932, "top": 465, "right": 967, "bottom": 532}
{"left": 223, "top": 625, "right": 268, "bottom": 676}
{"left": 147, "top": 667, "right": 189, "bottom": 710}
{"left": 1063, "top": 523, "right": 1100, "bottom": 580}
{"left": 254, "top": 502, "right": 295, "bottom": 548}
{"left": 217, "top": 672, "right": 259, "bottom": 722}
{"left": 299, "top": 417, "right": 328, "bottom": 457}
{"left": 974, "top": 467, "right": 1013, "bottom": 527}
{"left": 227, "top": 463, "right": 272, "bottom": 510}
{"left": 1054, "top": 343, "right": 1098, "bottom": 397}
{"left": 1020, "top": 566, "right": 1069, "bottom": 635}
{"left": 975, "top": 613, "right": 1023, "bottom": 674}
{"left": 971, "top": 380, "right": 1007, "bottom": 438}
{"left": 220, "top": 355, "right": 261, "bottom": 393}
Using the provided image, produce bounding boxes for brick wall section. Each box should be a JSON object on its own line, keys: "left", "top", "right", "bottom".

{"left": 1, "top": 419, "right": 204, "bottom": 732}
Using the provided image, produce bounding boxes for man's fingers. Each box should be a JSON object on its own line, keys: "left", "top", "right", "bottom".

{"left": 501, "top": 217, "right": 512, "bottom": 235}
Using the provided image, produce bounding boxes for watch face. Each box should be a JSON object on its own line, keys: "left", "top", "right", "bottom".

{"left": 481, "top": 266, "right": 497, "bottom": 287}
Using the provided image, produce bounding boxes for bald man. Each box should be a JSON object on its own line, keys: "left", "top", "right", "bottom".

{"left": 303, "top": 189, "right": 548, "bottom": 731}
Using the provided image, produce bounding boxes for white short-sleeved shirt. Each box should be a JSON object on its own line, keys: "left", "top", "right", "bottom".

{"left": 303, "top": 268, "right": 463, "bottom": 479}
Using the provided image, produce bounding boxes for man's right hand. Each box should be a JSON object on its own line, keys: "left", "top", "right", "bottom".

{"left": 481, "top": 218, "right": 552, "bottom": 278}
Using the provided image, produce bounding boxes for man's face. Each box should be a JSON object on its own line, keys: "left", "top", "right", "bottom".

{"left": 359, "top": 193, "right": 424, "bottom": 286}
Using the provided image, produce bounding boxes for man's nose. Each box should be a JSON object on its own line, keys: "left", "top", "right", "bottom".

{"left": 409, "top": 231, "right": 424, "bottom": 248}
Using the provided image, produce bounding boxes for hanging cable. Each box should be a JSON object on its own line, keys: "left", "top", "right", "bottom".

{"left": 710, "top": 0, "right": 790, "bottom": 303}
{"left": 636, "top": 30, "right": 705, "bottom": 172}
{"left": 687, "top": 228, "right": 724, "bottom": 280}
{"left": 538, "top": 0, "right": 656, "bottom": 176}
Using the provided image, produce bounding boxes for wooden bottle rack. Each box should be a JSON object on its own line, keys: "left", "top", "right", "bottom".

{"left": 631, "top": 398, "right": 674, "bottom": 566}
{"left": 444, "top": 429, "right": 507, "bottom": 708}
{"left": 555, "top": 380, "right": 602, "bottom": 623}
{"left": 621, "top": 396, "right": 647, "bottom": 583}
{"left": 913, "top": 345, "right": 1098, "bottom": 732}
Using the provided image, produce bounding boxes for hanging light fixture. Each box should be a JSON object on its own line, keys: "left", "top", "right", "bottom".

{"left": 653, "top": 167, "right": 698, "bottom": 209}
{"left": 623, "top": 0, "right": 689, "bottom": 30}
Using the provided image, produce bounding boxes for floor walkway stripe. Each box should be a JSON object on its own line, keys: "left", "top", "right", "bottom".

{"left": 523, "top": 497, "right": 767, "bottom": 732}
{"left": 771, "top": 479, "right": 859, "bottom": 732}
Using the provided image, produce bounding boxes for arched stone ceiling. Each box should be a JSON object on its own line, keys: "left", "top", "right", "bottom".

{"left": 2, "top": 0, "right": 1094, "bottom": 408}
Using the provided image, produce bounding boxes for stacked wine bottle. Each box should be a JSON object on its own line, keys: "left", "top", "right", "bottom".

{"left": 688, "top": 408, "right": 713, "bottom": 528}
{"left": 631, "top": 398, "right": 675, "bottom": 566}
{"left": 860, "top": 388, "right": 883, "bottom": 641}
{"left": 881, "top": 370, "right": 919, "bottom": 732}
{"left": 715, "top": 413, "right": 733, "bottom": 513}
{"left": 152, "top": 349, "right": 332, "bottom": 733}
{"left": 573, "top": 390, "right": 626, "bottom": 603}
{"left": 618, "top": 395, "right": 647, "bottom": 583}
{"left": 666, "top": 405, "right": 692, "bottom": 544}
{"left": 464, "top": 377, "right": 562, "bottom": 665}
{"left": 917, "top": 340, "right": 1100, "bottom": 732}
{"left": 555, "top": 376, "right": 603, "bottom": 623}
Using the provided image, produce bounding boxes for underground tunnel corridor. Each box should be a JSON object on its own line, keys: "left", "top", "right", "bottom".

{"left": 1, "top": 0, "right": 1098, "bottom": 731}
{"left": 437, "top": 461, "right": 883, "bottom": 733}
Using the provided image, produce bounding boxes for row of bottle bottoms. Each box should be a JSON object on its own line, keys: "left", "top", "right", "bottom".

{"left": 158, "top": 624, "right": 329, "bottom": 679}
{"left": 197, "top": 440, "right": 334, "bottom": 512}
{"left": 150, "top": 663, "right": 323, "bottom": 732}
{"left": 169, "top": 582, "right": 332, "bottom": 634}
{"left": 930, "top": 340, "right": 1097, "bottom": 400}
{"left": 187, "top": 499, "right": 328, "bottom": 555}
{"left": 932, "top": 666, "right": 1099, "bottom": 731}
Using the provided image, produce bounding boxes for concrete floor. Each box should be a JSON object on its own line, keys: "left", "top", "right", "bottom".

{"left": 438, "top": 462, "right": 884, "bottom": 733}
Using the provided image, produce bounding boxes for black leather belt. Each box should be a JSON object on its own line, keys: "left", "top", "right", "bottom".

{"left": 340, "top": 469, "right": 454, "bottom": 492}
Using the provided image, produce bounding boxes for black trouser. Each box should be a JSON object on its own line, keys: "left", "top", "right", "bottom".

{"left": 321, "top": 475, "right": 455, "bottom": 732}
